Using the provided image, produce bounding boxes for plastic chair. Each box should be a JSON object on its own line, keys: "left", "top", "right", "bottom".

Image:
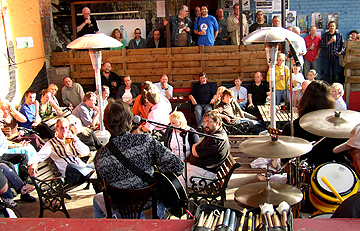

{"left": 103, "top": 179, "right": 159, "bottom": 219}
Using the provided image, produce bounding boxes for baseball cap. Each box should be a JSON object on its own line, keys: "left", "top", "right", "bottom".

{"left": 333, "top": 123, "right": 360, "bottom": 153}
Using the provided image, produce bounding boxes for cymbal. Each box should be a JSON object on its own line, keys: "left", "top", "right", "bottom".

{"left": 300, "top": 109, "right": 360, "bottom": 138}
{"left": 234, "top": 182, "right": 303, "bottom": 208}
{"left": 238, "top": 136, "right": 313, "bottom": 158}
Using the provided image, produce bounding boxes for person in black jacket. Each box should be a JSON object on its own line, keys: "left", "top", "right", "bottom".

{"left": 115, "top": 75, "right": 140, "bottom": 107}
{"left": 146, "top": 29, "right": 166, "bottom": 48}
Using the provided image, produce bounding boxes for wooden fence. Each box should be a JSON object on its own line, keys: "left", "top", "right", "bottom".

{"left": 50, "top": 44, "right": 268, "bottom": 91}
{"left": 344, "top": 40, "right": 360, "bottom": 107}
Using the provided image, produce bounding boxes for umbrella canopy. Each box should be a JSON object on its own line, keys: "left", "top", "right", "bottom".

{"left": 242, "top": 27, "right": 303, "bottom": 43}
{"left": 67, "top": 33, "right": 122, "bottom": 49}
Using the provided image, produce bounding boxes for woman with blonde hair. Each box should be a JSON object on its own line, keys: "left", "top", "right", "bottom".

{"left": 110, "top": 28, "right": 126, "bottom": 50}
{"left": 331, "top": 82, "right": 347, "bottom": 109}
{"left": 48, "top": 84, "right": 59, "bottom": 106}
{"left": 164, "top": 111, "right": 200, "bottom": 161}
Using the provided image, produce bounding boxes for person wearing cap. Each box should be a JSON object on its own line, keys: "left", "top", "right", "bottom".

{"left": 331, "top": 124, "right": 360, "bottom": 218}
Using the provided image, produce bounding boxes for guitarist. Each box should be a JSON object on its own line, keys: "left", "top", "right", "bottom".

{"left": 93, "top": 100, "right": 184, "bottom": 219}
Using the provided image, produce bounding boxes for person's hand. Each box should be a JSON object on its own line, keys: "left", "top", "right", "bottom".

{"left": 185, "top": 27, "right": 190, "bottom": 33}
{"left": 330, "top": 36, "right": 336, "bottom": 43}
{"left": 239, "top": 98, "right": 245, "bottom": 102}
{"left": 191, "top": 99, "right": 197, "bottom": 105}
{"left": 338, "top": 52, "right": 342, "bottom": 56}
{"left": 199, "top": 31, "right": 206, "bottom": 36}
{"left": 28, "top": 164, "right": 37, "bottom": 177}
{"left": 57, "top": 110, "right": 63, "bottom": 116}
{"left": 210, "top": 98, "right": 216, "bottom": 104}
{"left": 225, "top": 116, "right": 231, "bottom": 123}
{"left": 279, "top": 74, "right": 284, "bottom": 80}
{"left": 163, "top": 19, "right": 168, "bottom": 26}
{"left": 19, "top": 140, "right": 30, "bottom": 146}
{"left": 85, "top": 17, "right": 91, "bottom": 25}
{"left": 93, "top": 106, "right": 99, "bottom": 112}
{"left": 68, "top": 103, "right": 74, "bottom": 110}
{"left": 111, "top": 81, "right": 117, "bottom": 87}
{"left": 162, "top": 82, "right": 168, "bottom": 89}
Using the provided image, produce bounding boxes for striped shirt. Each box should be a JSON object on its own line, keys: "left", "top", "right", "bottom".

{"left": 321, "top": 31, "right": 345, "bottom": 60}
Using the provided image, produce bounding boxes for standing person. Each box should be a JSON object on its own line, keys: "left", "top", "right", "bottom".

{"left": 154, "top": 74, "right": 173, "bottom": 100}
{"left": 128, "top": 28, "right": 147, "bottom": 49}
{"left": 92, "top": 100, "right": 184, "bottom": 219}
{"left": 321, "top": 21, "right": 345, "bottom": 84}
{"left": 62, "top": 76, "right": 85, "bottom": 110}
{"left": 146, "top": 29, "right": 166, "bottom": 48}
{"left": 266, "top": 53, "right": 290, "bottom": 105}
{"left": 110, "top": 28, "right": 126, "bottom": 50}
{"left": 99, "top": 61, "right": 123, "bottom": 99}
{"left": 76, "top": 7, "right": 99, "bottom": 38}
{"left": 168, "top": 5, "right": 192, "bottom": 47}
{"left": 227, "top": 3, "right": 248, "bottom": 45}
{"left": 249, "top": 11, "right": 270, "bottom": 33}
{"left": 115, "top": 75, "right": 140, "bottom": 107}
{"left": 194, "top": 4, "right": 219, "bottom": 46}
{"left": 291, "top": 26, "right": 307, "bottom": 68}
{"left": 247, "top": 72, "right": 270, "bottom": 117}
{"left": 230, "top": 76, "right": 248, "bottom": 109}
{"left": 272, "top": 16, "right": 280, "bottom": 27}
{"left": 304, "top": 26, "right": 321, "bottom": 75}
{"left": 192, "top": 6, "right": 201, "bottom": 46}
{"left": 215, "top": 8, "right": 230, "bottom": 45}
{"left": 28, "top": 118, "right": 95, "bottom": 185}
{"left": 289, "top": 65, "right": 305, "bottom": 100}
{"left": 19, "top": 90, "right": 41, "bottom": 129}
{"left": 189, "top": 72, "right": 217, "bottom": 130}
{"left": 331, "top": 82, "right": 347, "bottom": 110}
{"left": 72, "top": 92, "right": 100, "bottom": 128}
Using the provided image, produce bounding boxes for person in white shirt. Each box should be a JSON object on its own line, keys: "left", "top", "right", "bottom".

{"left": 154, "top": 74, "right": 173, "bottom": 100}
{"left": 289, "top": 65, "right": 305, "bottom": 100}
{"left": 230, "top": 76, "right": 248, "bottom": 109}
{"left": 331, "top": 82, "right": 347, "bottom": 110}
{"left": 28, "top": 118, "right": 94, "bottom": 185}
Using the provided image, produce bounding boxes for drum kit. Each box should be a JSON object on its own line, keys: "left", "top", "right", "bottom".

{"left": 234, "top": 109, "right": 360, "bottom": 216}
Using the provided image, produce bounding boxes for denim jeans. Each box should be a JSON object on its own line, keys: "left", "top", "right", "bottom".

{"left": 0, "top": 163, "right": 24, "bottom": 199}
{"left": 324, "top": 57, "right": 339, "bottom": 84}
{"left": 194, "top": 104, "right": 213, "bottom": 127}
{"left": 275, "top": 90, "right": 290, "bottom": 105}
{"left": 93, "top": 193, "right": 166, "bottom": 219}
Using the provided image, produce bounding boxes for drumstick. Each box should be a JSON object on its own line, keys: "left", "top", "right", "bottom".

{"left": 276, "top": 201, "right": 290, "bottom": 227}
{"left": 259, "top": 212, "right": 263, "bottom": 224}
{"left": 273, "top": 213, "right": 281, "bottom": 227}
{"left": 217, "top": 211, "right": 224, "bottom": 226}
{"left": 237, "top": 208, "right": 247, "bottom": 231}
{"left": 211, "top": 216, "right": 219, "bottom": 231}
{"left": 204, "top": 211, "right": 214, "bottom": 228}
{"left": 321, "top": 175, "right": 345, "bottom": 202}
{"left": 198, "top": 211, "right": 205, "bottom": 227}
{"left": 255, "top": 214, "right": 260, "bottom": 228}
{"left": 200, "top": 214, "right": 208, "bottom": 227}
{"left": 260, "top": 203, "right": 274, "bottom": 227}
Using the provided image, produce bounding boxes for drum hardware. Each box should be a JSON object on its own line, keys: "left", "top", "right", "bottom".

{"left": 300, "top": 109, "right": 360, "bottom": 138}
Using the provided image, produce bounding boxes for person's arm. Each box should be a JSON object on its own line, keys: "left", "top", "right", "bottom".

{"left": 214, "top": 31, "right": 219, "bottom": 41}
{"left": 28, "top": 142, "right": 52, "bottom": 177}
{"left": 49, "top": 99, "right": 63, "bottom": 115}
{"left": 89, "top": 106, "right": 100, "bottom": 128}
{"left": 191, "top": 142, "right": 200, "bottom": 157}
{"left": 33, "top": 101, "right": 41, "bottom": 125}
{"left": 73, "top": 136, "right": 90, "bottom": 157}
{"left": 247, "top": 93, "right": 254, "bottom": 107}
{"left": 188, "top": 94, "right": 197, "bottom": 105}
{"left": 62, "top": 88, "right": 71, "bottom": 107}
{"left": 76, "top": 18, "right": 90, "bottom": 33}
{"left": 8, "top": 104, "right": 26, "bottom": 123}
{"left": 227, "top": 15, "right": 239, "bottom": 33}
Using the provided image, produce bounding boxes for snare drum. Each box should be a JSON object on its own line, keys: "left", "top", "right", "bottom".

{"left": 310, "top": 162, "right": 359, "bottom": 213}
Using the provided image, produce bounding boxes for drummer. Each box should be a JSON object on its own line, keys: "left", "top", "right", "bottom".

{"left": 331, "top": 124, "right": 360, "bottom": 218}
{"left": 282, "top": 80, "right": 347, "bottom": 167}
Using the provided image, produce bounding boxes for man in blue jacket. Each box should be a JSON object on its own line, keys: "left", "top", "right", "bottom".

{"left": 169, "top": 5, "right": 193, "bottom": 47}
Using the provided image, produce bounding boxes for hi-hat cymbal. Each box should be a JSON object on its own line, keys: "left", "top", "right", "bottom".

{"left": 239, "top": 136, "right": 313, "bottom": 158}
{"left": 300, "top": 109, "right": 360, "bottom": 138}
{"left": 234, "top": 182, "right": 303, "bottom": 208}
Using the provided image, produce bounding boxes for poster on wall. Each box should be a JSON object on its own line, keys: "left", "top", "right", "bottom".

{"left": 326, "top": 13, "right": 339, "bottom": 29}
{"left": 297, "top": 15, "right": 308, "bottom": 34}
{"left": 273, "top": 0, "right": 289, "bottom": 12}
{"left": 242, "top": 0, "right": 250, "bottom": 10}
{"left": 156, "top": 0, "right": 165, "bottom": 18}
{"left": 243, "top": 10, "right": 254, "bottom": 25}
{"left": 256, "top": 1, "right": 273, "bottom": 14}
{"left": 221, "top": 0, "right": 234, "bottom": 11}
{"left": 285, "top": 11, "right": 297, "bottom": 28}
{"left": 312, "top": 12, "right": 323, "bottom": 30}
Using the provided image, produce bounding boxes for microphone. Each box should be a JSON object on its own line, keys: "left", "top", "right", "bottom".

{"left": 133, "top": 115, "right": 147, "bottom": 124}
{"left": 285, "top": 38, "right": 301, "bottom": 67}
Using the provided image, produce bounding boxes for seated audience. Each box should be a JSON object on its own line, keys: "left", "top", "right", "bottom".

{"left": 267, "top": 53, "right": 290, "bottom": 105}
{"left": 132, "top": 81, "right": 155, "bottom": 121}
{"left": 289, "top": 65, "right": 305, "bottom": 100}
{"left": 116, "top": 75, "right": 140, "bottom": 107}
{"left": 146, "top": 29, "right": 166, "bottom": 48}
{"left": 39, "top": 89, "right": 63, "bottom": 121}
{"left": 19, "top": 90, "right": 41, "bottom": 129}
{"left": 332, "top": 124, "right": 360, "bottom": 218}
{"left": 93, "top": 100, "right": 184, "bottom": 219}
{"left": 164, "top": 111, "right": 200, "bottom": 161}
{"left": 247, "top": 72, "right": 270, "bottom": 117}
{"left": 186, "top": 110, "right": 230, "bottom": 186}
{"left": 72, "top": 92, "right": 100, "bottom": 128}
{"left": 28, "top": 118, "right": 94, "bottom": 185}
{"left": 128, "top": 28, "right": 147, "bottom": 49}
{"left": 283, "top": 81, "right": 347, "bottom": 168}
{"left": 307, "top": 69, "right": 317, "bottom": 82}
{"left": 154, "top": 74, "right": 173, "bottom": 100}
{"left": 48, "top": 84, "right": 60, "bottom": 106}
{"left": 110, "top": 28, "right": 126, "bottom": 50}
{"left": 214, "top": 86, "right": 226, "bottom": 107}
{"left": 189, "top": 72, "right": 217, "bottom": 130}
{"left": 0, "top": 100, "right": 44, "bottom": 151}
{"left": 99, "top": 85, "right": 110, "bottom": 111}
{"left": 62, "top": 77, "right": 85, "bottom": 110}
{"left": 0, "top": 163, "right": 35, "bottom": 207}
{"left": 294, "top": 80, "right": 311, "bottom": 108}
{"left": 331, "top": 82, "right": 347, "bottom": 110}
{"left": 230, "top": 76, "right": 248, "bottom": 109}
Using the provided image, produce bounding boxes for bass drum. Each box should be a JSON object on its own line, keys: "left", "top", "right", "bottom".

{"left": 154, "top": 172, "right": 188, "bottom": 218}
{"left": 310, "top": 162, "right": 359, "bottom": 214}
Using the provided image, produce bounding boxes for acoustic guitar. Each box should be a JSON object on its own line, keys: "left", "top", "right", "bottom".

{"left": 154, "top": 171, "right": 188, "bottom": 218}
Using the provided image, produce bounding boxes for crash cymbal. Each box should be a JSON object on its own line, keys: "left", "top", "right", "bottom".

{"left": 300, "top": 109, "right": 360, "bottom": 138}
{"left": 234, "top": 182, "right": 303, "bottom": 208}
{"left": 238, "top": 136, "right": 313, "bottom": 158}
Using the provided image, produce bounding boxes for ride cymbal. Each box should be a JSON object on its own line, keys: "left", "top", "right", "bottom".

{"left": 239, "top": 136, "right": 313, "bottom": 158}
{"left": 234, "top": 182, "right": 303, "bottom": 208}
{"left": 300, "top": 109, "right": 360, "bottom": 138}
